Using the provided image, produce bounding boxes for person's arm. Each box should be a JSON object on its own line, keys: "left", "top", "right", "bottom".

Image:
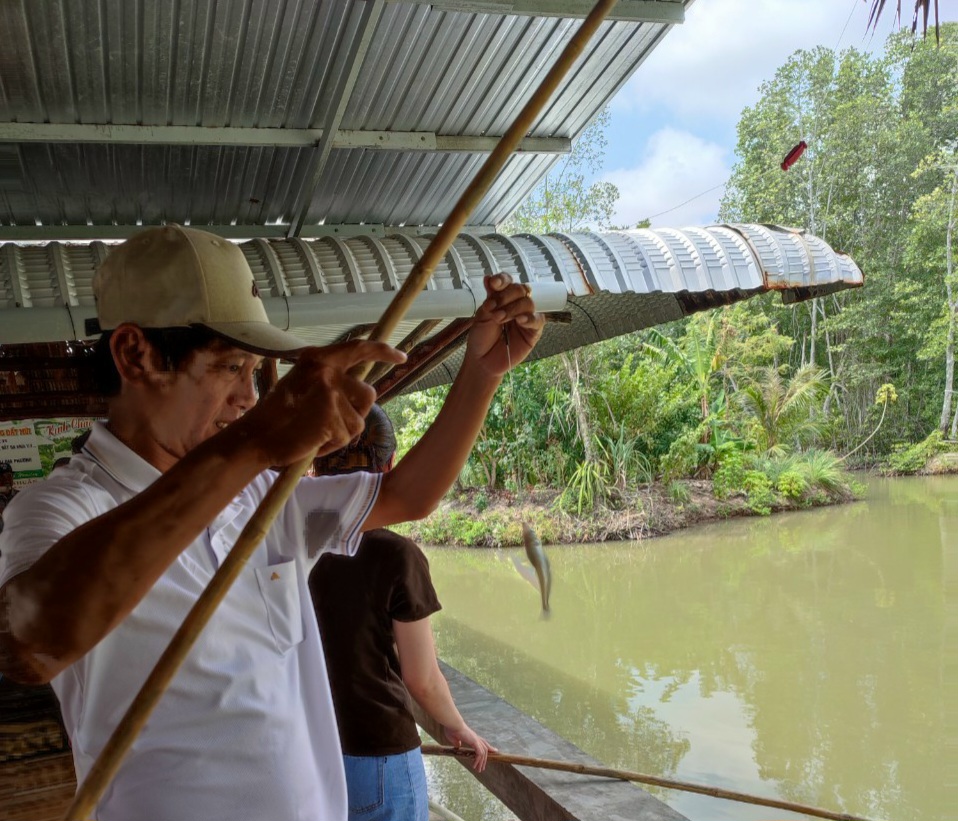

{"left": 366, "top": 273, "right": 544, "bottom": 529}
{"left": 0, "top": 430, "right": 268, "bottom": 685}
{"left": 0, "top": 341, "right": 404, "bottom": 685}
{"left": 393, "top": 616, "right": 493, "bottom": 772}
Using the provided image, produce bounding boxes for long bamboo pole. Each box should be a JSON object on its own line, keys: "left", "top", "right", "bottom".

{"left": 63, "top": 3, "right": 618, "bottom": 818}
{"left": 421, "top": 745, "right": 882, "bottom": 821}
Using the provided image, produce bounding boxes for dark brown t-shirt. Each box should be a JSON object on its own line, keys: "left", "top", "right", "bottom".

{"left": 309, "top": 528, "right": 441, "bottom": 755}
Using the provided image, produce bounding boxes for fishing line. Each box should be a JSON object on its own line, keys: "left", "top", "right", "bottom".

{"left": 642, "top": 162, "right": 785, "bottom": 225}
{"left": 502, "top": 322, "right": 522, "bottom": 484}
{"left": 503, "top": 325, "right": 516, "bottom": 407}
{"left": 834, "top": 0, "right": 862, "bottom": 52}
{"left": 643, "top": 181, "right": 729, "bottom": 223}
{"left": 646, "top": 6, "right": 870, "bottom": 228}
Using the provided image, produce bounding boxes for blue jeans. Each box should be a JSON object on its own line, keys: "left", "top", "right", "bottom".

{"left": 343, "top": 748, "right": 429, "bottom": 821}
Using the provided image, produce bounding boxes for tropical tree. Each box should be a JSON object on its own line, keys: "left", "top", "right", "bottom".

{"left": 645, "top": 315, "right": 723, "bottom": 431}
{"left": 722, "top": 26, "right": 958, "bottom": 453}
{"left": 738, "top": 365, "right": 829, "bottom": 456}
{"left": 868, "top": 0, "right": 943, "bottom": 39}
{"left": 907, "top": 153, "right": 958, "bottom": 434}
{"left": 502, "top": 108, "right": 619, "bottom": 234}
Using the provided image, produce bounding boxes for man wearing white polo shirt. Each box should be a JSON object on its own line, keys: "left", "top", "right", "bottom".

{"left": 0, "top": 225, "right": 543, "bottom": 821}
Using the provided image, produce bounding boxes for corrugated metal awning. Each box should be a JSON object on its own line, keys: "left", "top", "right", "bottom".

{"left": 0, "top": 224, "right": 863, "bottom": 346}
{"left": 0, "top": 224, "right": 863, "bottom": 419}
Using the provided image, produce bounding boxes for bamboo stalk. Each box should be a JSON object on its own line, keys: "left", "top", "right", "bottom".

{"left": 353, "top": 0, "right": 618, "bottom": 364}
{"left": 421, "top": 745, "right": 882, "bottom": 821}
{"left": 63, "top": 2, "right": 618, "bottom": 818}
{"left": 375, "top": 318, "right": 475, "bottom": 401}
{"left": 366, "top": 319, "right": 443, "bottom": 385}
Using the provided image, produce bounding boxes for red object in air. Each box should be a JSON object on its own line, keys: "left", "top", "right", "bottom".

{"left": 781, "top": 140, "right": 808, "bottom": 171}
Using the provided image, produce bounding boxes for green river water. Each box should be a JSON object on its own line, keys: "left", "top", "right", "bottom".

{"left": 421, "top": 476, "right": 955, "bottom": 821}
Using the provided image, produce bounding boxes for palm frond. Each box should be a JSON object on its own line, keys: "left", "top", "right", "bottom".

{"left": 868, "top": 1, "right": 940, "bottom": 43}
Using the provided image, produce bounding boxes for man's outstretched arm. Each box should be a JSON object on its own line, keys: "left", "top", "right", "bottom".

{"left": 367, "top": 273, "right": 544, "bottom": 528}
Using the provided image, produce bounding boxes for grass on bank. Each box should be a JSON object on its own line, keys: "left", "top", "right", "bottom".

{"left": 394, "top": 449, "right": 862, "bottom": 547}
{"left": 881, "top": 430, "right": 958, "bottom": 476}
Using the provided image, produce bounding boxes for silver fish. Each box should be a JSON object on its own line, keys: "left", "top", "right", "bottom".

{"left": 522, "top": 522, "right": 551, "bottom": 614}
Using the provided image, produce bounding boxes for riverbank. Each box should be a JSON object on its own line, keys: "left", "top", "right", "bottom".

{"left": 394, "top": 476, "right": 863, "bottom": 547}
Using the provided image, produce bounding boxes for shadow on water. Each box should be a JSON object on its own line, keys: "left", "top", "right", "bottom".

{"left": 424, "top": 619, "right": 690, "bottom": 821}
{"left": 424, "top": 476, "right": 955, "bottom": 821}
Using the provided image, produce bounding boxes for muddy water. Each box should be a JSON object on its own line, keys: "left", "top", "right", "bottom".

{"left": 422, "top": 476, "right": 955, "bottom": 821}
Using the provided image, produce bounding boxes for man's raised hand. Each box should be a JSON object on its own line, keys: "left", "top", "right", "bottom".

{"left": 465, "top": 273, "right": 544, "bottom": 377}
{"left": 242, "top": 340, "right": 406, "bottom": 468}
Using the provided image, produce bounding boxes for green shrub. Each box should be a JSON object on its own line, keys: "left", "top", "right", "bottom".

{"left": 598, "top": 425, "right": 654, "bottom": 489}
{"left": 474, "top": 490, "right": 490, "bottom": 514}
{"left": 798, "top": 449, "right": 847, "bottom": 494}
{"left": 713, "top": 451, "right": 747, "bottom": 499}
{"left": 884, "top": 431, "right": 944, "bottom": 475}
{"left": 660, "top": 429, "right": 701, "bottom": 481}
{"left": 743, "top": 470, "right": 775, "bottom": 515}
{"left": 539, "top": 442, "right": 574, "bottom": 487}
{"left": 776, "top": 469, "right": 808, "bottom": 500}
{"left": 749, "top": 449, "right": 850, "bottom": 499}
{"left": 747, "top": 452, "right": 797, "bottom": 485}
{"left": 556, "top": 460, "right": 611, "bottom": 515}
{"left": 416, "top": 511, "right": 490, "bottom": 546}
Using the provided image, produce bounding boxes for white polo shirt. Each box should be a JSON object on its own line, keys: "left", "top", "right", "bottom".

{"left": 0, "top": 422, "right": 381, "bottom": 821}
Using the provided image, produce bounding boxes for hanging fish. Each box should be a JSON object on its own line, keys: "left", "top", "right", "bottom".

{"left": 521, "top": 522, "right": 552, "bottom": 616}
{"left": 781, "top": 140, "right": 808, "bottom": 171}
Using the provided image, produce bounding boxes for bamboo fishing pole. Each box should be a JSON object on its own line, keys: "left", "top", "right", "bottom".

{"left": 63, "top": 2, "right": 618, "bottom": 818}
{"left": 421, "top": 745, "right": 883, "bottom": 821}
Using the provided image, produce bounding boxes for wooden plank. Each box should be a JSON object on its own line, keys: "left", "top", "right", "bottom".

{"left": 413, "top": 662, "right": 688, "bottom": 821}
{"left": 0, "top": 753, "right": 76, "bottom": 821}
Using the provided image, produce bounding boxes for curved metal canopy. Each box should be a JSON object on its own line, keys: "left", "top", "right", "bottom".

{"left": 0, "top": 224, "right": 863, "bottom": 348}
{"left": 0, "top": 224, "right": 863, "bottom": 419}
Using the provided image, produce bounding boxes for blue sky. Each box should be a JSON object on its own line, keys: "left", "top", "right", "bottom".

{"left": 598, "top": 0, "right": 958, "bottom": 228}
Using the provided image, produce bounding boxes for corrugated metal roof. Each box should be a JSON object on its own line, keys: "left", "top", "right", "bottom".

{"left": 0, "top": 0, "right": 685, "bottom": 237}
{"left": 0, "top": 224, "right": 864, "bottom": 417}
{"left": 0, "top": 223, "right": 864, "bottom": 340}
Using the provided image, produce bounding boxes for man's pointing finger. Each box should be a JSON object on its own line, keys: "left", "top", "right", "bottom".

{"left": 297, "top": 341, "right": 407, "bottom": 370}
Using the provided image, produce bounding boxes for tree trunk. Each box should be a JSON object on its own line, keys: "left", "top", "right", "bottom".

{"left": 940, "top": 168, "right": 958, "bottom": 434}
{"left": 561, "top": 351, "right": 598, "bottom": 464}
{"left": 821, "top": 300, "right": 836, "bottom": 382}
{"left": 483, "top": 456, "right": 498, "bottom": 492}
{"left": 940, "top": 314, "right": 955, "bottom": 433}
{"left": 805, "top": 124, "right": 818, "bottom": 369}
{"left": 809, "top": 297, "right": 818, "bottom": 367}
{"left": 950, "top": 395, "right": 958, "bottom": 440}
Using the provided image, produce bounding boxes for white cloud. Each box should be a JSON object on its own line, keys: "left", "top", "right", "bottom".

{"left": 613, "top": 0, "right": 889, "bottom": 127}
{"left": 600, "top": 0, "right": 958, "bottom": 227}
{"left": 602, "top": 128, "right": 731, "bottom": 228}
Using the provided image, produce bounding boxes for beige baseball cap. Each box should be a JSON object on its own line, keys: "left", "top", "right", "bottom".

{"left": 92, "top": 224, "right": 308, "bottom": 356}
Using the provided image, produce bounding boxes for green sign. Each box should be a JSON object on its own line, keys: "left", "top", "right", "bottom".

{"left": 0, "top": 418, "right": 95, "bottom": 488}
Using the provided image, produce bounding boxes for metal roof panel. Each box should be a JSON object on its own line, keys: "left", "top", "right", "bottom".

{"left": 0, "top": 0, "right": 688, "bottom": 234}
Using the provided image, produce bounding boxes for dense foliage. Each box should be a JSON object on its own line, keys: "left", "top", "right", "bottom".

{"left": 392, "top": 27, "right": 958, "bottom": 517}
{"left": 721, "top": 27, "right": 958, "bottom": 461}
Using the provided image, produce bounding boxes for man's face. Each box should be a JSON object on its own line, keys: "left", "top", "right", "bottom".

{"left": 144, "top": 343, "right": 263, "bottom": 463}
